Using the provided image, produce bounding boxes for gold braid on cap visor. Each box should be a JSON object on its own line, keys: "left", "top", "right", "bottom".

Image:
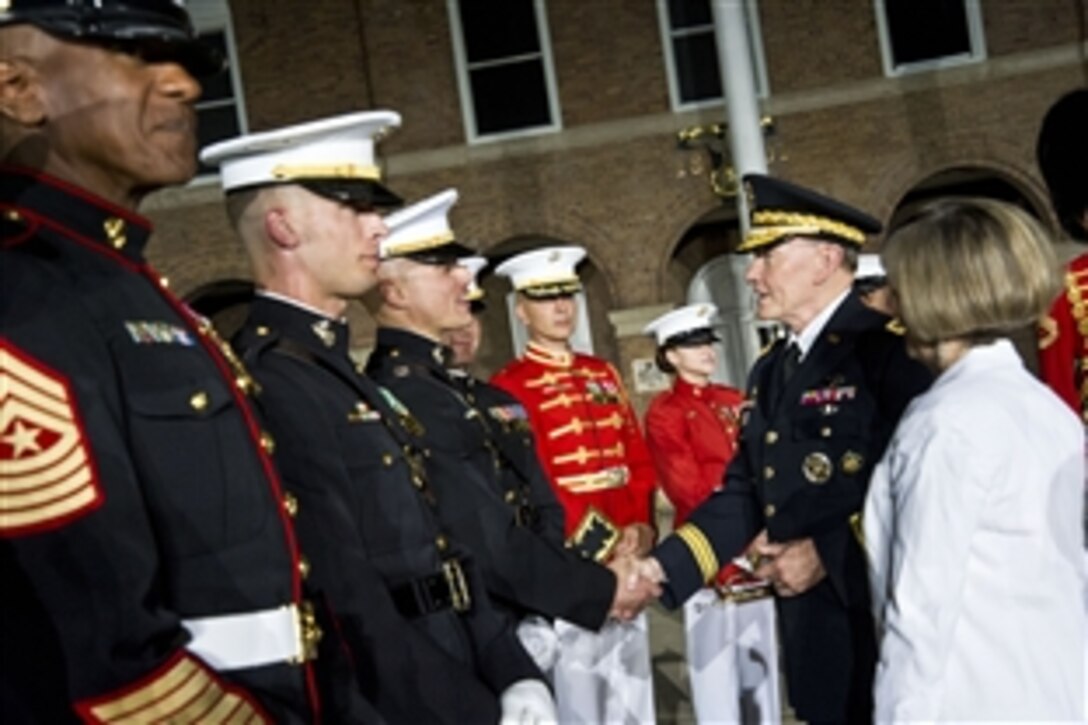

{"left": 385, "top": 231, "right": 456, "bottom": 256}
{"left": 271, "top": 163, "right": 383, "bottom": 181}
{"left": 741, "top": 210, "right": 866, "bottom": 251}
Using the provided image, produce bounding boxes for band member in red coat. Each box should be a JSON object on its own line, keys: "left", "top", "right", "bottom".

{"left": 1036, "top": 88, "right": 1088, "bottom": 422}
{"left": 644, "top": 303, "right": 745, "bottom": 525}
{"left": 643, "top": 303, "right": 780, "bottom": 724}
{"left": 492, "top": 245, "right": 658, "bottom": 724}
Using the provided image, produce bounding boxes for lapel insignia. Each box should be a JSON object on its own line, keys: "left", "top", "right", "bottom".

{"left": 311, "top": 319, "right": 336, "bottom": 348}
{"left": 124, "top": 321, "right": 195, "bottom": 346}
{"left": 802, "top": 451, "right": 832, "bottom": 485}
{"left": 103, "top": 217, "right": 127, "bottom": 249}
{"left": 886, "top": 318, "right": 907, "bottom": 335}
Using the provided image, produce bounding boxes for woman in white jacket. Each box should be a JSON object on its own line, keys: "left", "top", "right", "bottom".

{"left": 863, "top": 197, "right": 1085, "bottom": 722}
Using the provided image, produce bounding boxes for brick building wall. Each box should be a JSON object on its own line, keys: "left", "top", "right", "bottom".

{"left": 143, "top": 0, "right": 1087, "bottom": 411}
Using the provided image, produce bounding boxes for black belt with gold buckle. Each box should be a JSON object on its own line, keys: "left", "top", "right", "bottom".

{"left": 390, "top": 558, "right": 472, "bottom": 618}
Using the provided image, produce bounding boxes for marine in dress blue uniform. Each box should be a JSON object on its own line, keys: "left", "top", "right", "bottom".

{"left": 650, "top": 175, "right": 932, "bottom": 724}
{"left": 201, "top": 115, "right": 546, "bottom": 723}
{"left": 364, "top": 194, "right": 618, "bottom": 634}
{"left": 0, "top": 3, "right": 328, "bottom": 720}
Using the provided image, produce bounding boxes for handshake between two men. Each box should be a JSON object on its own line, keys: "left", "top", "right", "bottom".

{"left": 605, "top": 528, "right": 830, "bottom": 621}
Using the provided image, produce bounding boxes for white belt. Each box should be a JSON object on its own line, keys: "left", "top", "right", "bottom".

{"left": 182, "top": 603, "right": 313, "bottom": 671}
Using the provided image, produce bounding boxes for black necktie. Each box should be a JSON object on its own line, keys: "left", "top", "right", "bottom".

{"left": 780, "top": 342, "right": 801, "bottom": 385}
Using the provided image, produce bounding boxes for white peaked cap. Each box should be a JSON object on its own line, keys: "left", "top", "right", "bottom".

{"left": 643, "top": 303, "right": 720, "bottom": 346}
{"left": 381, "top": 188, "right": 474, "bottom": 261}
{"left": 200, "top": 111, "right": 401, "bottom": 202}
{"left": 494, "top": 245, "right": 587, "bottom": 298}
{"left": 856, "top": 254, "right": 886, "bottom": 281}
{"left": 459, "top": 256, "right": 488, "bottom": 301}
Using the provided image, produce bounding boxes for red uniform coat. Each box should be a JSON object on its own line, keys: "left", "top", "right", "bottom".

{"left": 492, "top": 342, "right": 655, "bottom": 551}
{"left": 644, "top": 378, "right": 745, "bottom": 527}
{"left": 1039, "top": 252, "right": 1088, "bottom": 422}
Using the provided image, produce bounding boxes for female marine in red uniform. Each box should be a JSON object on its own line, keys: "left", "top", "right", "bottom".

{"left": 643, "top": 303, "right": 780, "bottom": 724}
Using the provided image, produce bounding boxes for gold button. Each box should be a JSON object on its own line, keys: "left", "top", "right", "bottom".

{"left": 821, "top": 426, "right": 832, "bottom": 438}
{"left": 283, "top": 493, "right": 299, "bottom": 518}
{"left": 765, "top": 430, "right": 778, "bottom": 445}
{"left": 236, "top": 376, "right": 254, "bottom": 394}
{"left": 763, "top": 466, "right": 775, "bottom": 480}
{"left": 189, "top": 390, "right": 209, "bottom": 411}
{"left": 159, "top": 276, "right": 170, "bottom": 289}
{"left": 260, "top": 431, "right": 276, "bottom": 454}
{"left": 765, "top": 504, "right": 776, "bottom": 518}
{"left": 411, "top": 474, "right": 425, "bottom": 490}
{"left": 435, "top": 534, "right": 448, "bottom": 552}
{"left": 504, "top": 490, "right": 517, "bottom": 504}
{"left": 4, "top": 209, "right": 21, "bottom": 222}
{"left": 298, "top": 555, "right": 311, "bottom": 579}
{"left": 381, "top": 453, "right": 394, "bottom": 466}
{"left": 256, "top": 325, "right": 270, "bottom": 337}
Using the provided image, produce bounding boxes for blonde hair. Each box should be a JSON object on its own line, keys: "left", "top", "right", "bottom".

{"left": 882, "top": 197, "right": 1060, "bottom": 345}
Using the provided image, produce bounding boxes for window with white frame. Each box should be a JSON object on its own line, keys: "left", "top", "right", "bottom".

{"left": 448, "top": 0, "right": 561, "bottom": 143}
{"left": 657, "top": 0, "right": 768, "bottom": 111}
{"left": 186, "top": 0, "right": 247, "bottom": 175}
{"left": 874, "top": 0, "right": 986, "bottom": 77}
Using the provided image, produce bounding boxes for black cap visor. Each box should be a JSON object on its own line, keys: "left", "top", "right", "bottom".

{"left": 663, "top": 327, "right": 719, "bottom": 349}
{"left": 299, "top": 179, "right": 403, "bottom": 210}
{"left": 397, "top": 240, "right": 477, "bottom": 265}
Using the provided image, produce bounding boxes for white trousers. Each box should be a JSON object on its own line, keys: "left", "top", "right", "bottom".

{"left": 518, "top": 614, "right": 656, "bottom": 725}
{"left": 683, "top": 589, "right": 780, "bottom": 725}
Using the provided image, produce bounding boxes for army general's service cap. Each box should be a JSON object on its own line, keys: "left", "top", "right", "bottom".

{"left": 200, "top": 111, "right": 403, "bottom": 208}
{"left": 739, "top": 173, "right": 881, "bottom": 253}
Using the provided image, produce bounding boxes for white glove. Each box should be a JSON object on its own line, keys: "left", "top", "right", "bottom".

{"left": 499, "top": 679, "right": 557, "bottom": 725}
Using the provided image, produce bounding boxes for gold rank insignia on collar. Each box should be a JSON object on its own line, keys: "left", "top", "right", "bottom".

{"left": 311, "top": 319, "right": 336, "bottom": 347}
{"left": 103, "top": 217, "right": 127, "bottom": 249}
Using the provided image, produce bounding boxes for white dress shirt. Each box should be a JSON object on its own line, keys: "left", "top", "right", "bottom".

{"left": 864, "top": 339, "right": 1085, "bottom": 722}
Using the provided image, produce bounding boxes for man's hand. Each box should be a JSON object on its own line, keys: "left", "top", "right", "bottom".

{"left": 612, "top": 523, "right": 656, "bottom": 558}
{"left": 607, "top": 555, "right": 662, "bottom": 620}
{"left": 753, "top": 536, "right": 826, "bottom": 597}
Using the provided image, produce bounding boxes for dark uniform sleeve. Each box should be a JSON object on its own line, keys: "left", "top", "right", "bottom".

{"left": 1, "top": 321, "right": 271, "bottom": 719}
{"left": 382, "top": 376, "right": 617, "bottom": 631}
{"left": 653, "top": 436, "right": 761, "bottom": 609}
{"left": 245, "top": 354, "right": 503, "bottom": 724}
